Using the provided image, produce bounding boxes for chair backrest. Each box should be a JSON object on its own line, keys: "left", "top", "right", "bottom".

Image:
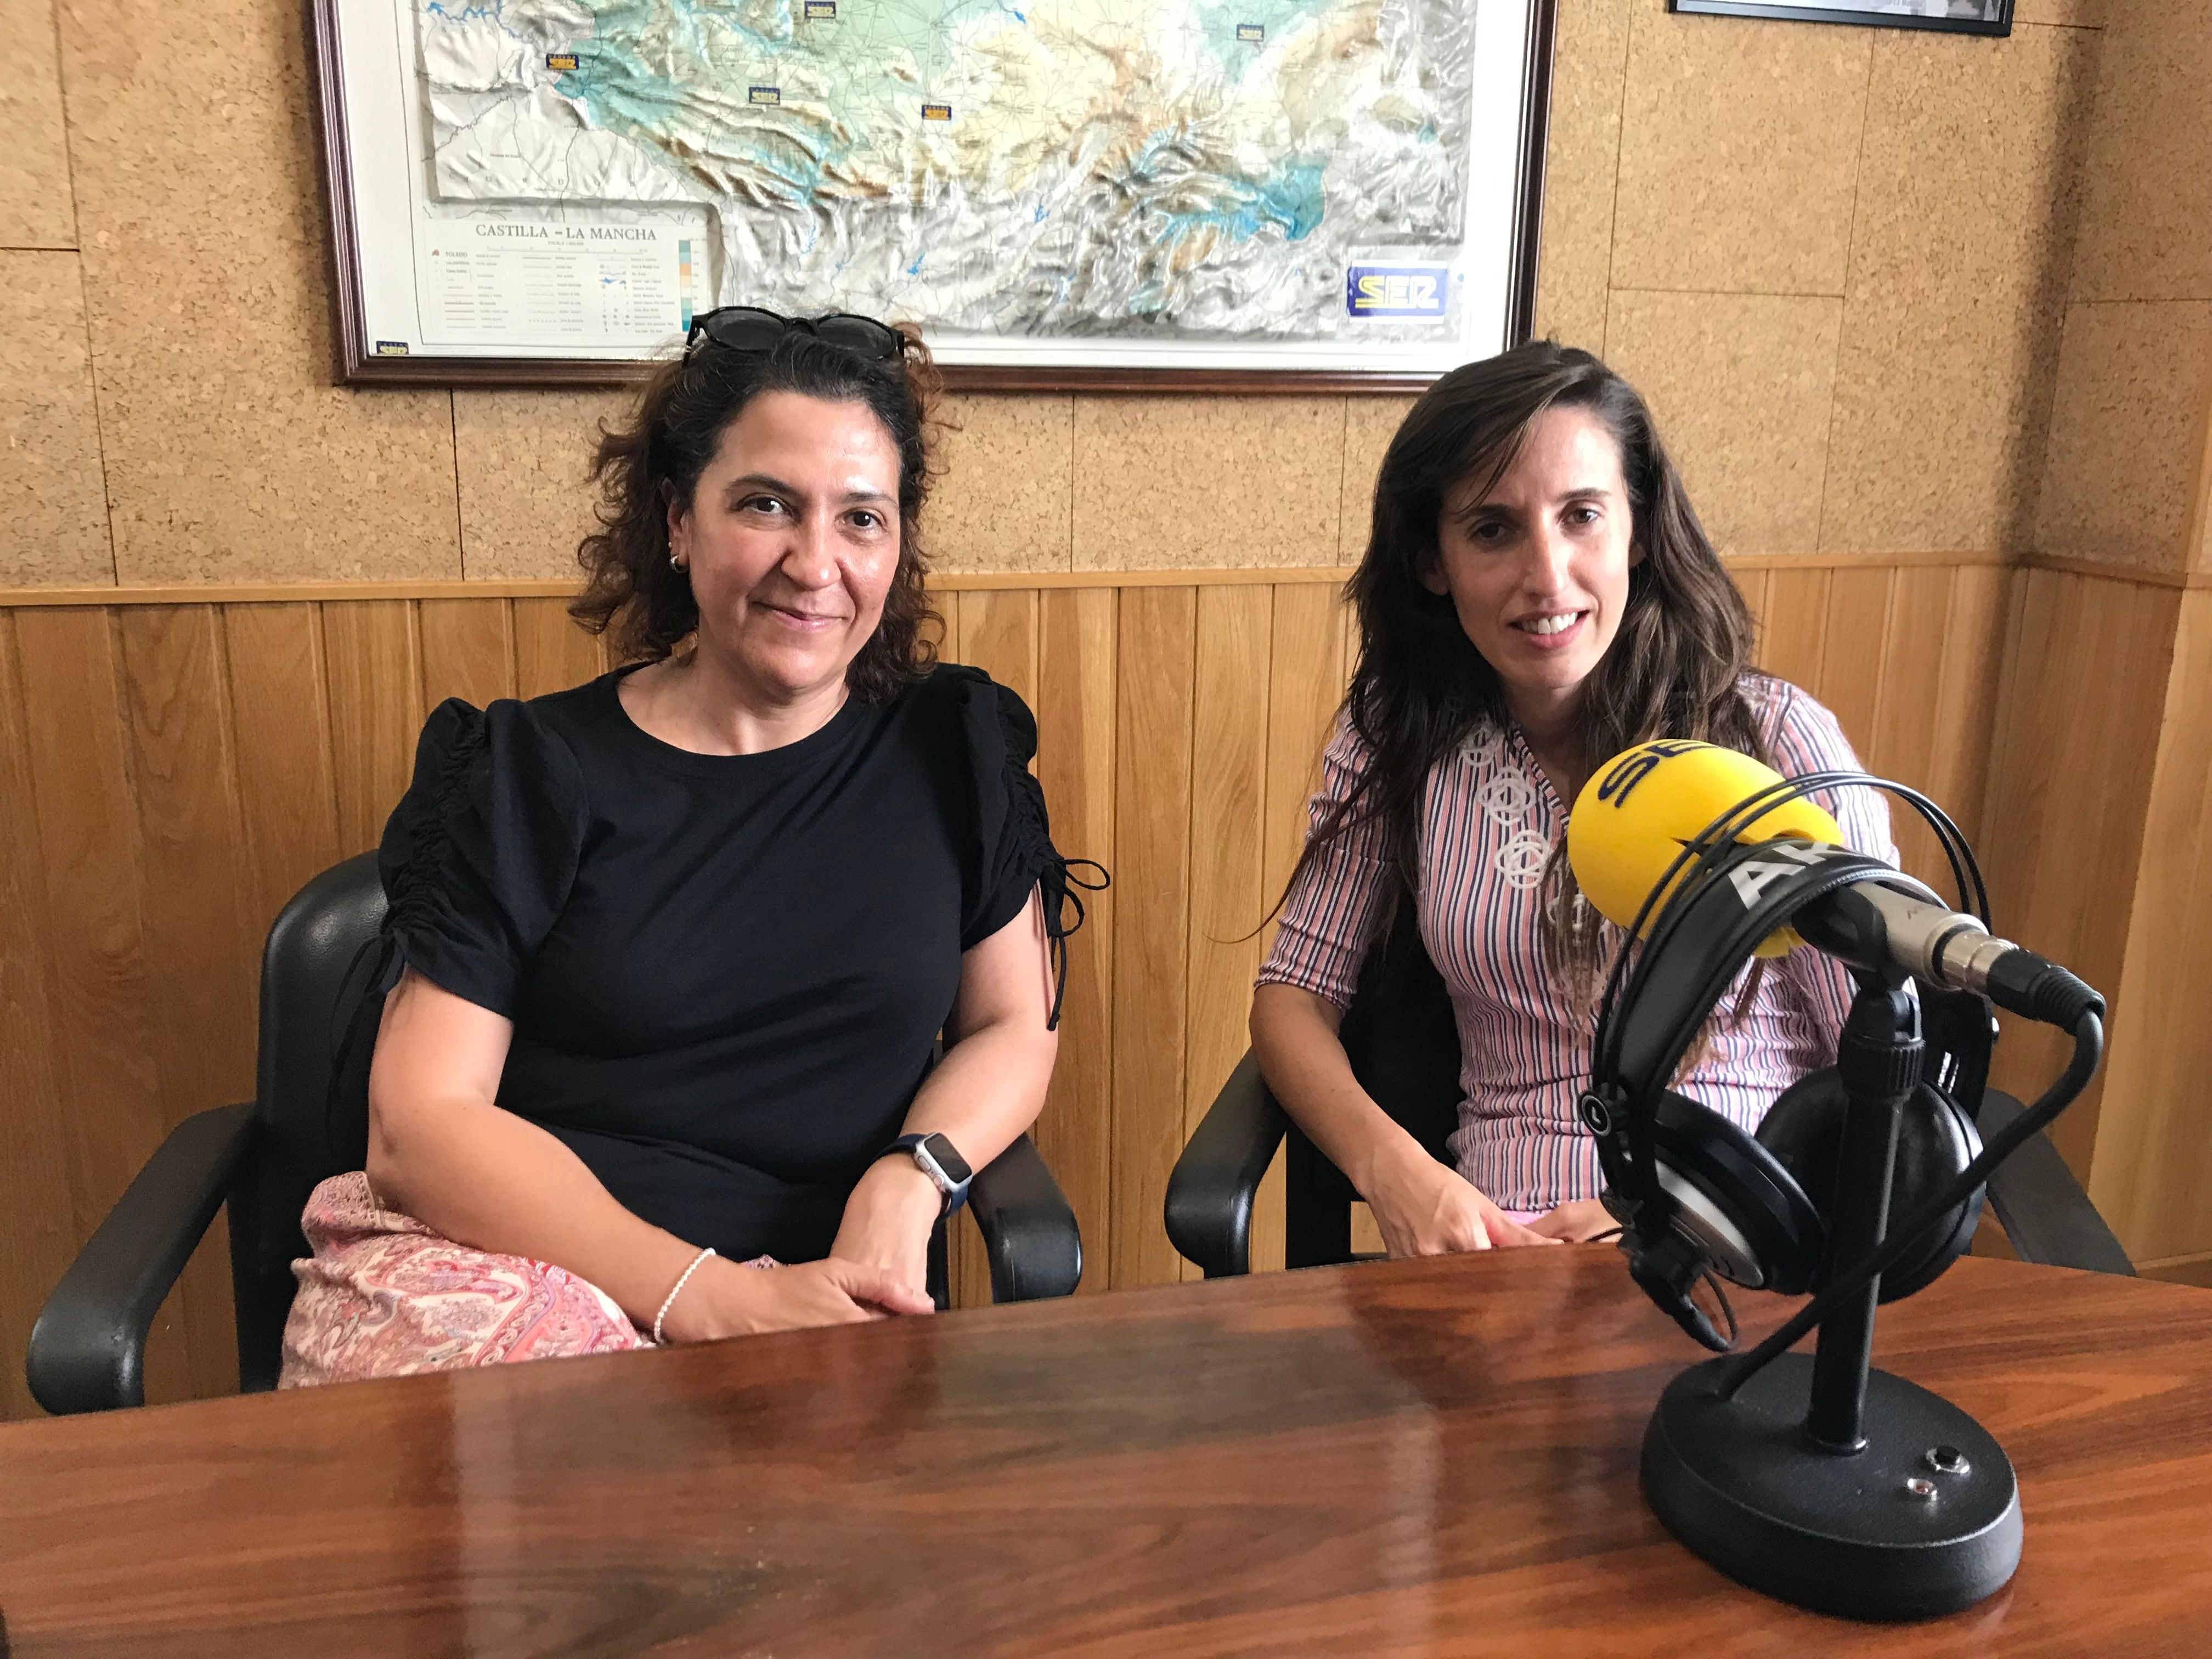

{"left": 1282, "top": 905, "right": 1462, "bottom": 1268}
{"left": 228, "top": 852, "right": 387, "bottom": 1390}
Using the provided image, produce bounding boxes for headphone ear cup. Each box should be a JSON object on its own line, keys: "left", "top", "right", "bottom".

{"left": 1880, "top": 1084, "right": 1983, "bottom": 1301}
{"left": 1754, "top": 1071, "right": 1985, "bottom": 1303}
{"left": 1754, "top": 1066, "right": 1849, "bottom": 1200}
{"left": 1649, "top": 1091, "right": 1827, "bottom": 1296}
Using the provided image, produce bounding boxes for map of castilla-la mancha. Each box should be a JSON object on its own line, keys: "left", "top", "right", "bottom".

{"left": 417, "top": 0, "right": 1476, "bottom": 338}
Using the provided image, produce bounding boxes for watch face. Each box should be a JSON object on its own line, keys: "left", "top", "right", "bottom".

{"left": 920, "top": 1132, "right": 972, "bottom": 1186}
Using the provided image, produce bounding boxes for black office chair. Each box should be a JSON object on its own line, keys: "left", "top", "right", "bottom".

{"left": 1165, "top": 910, "right": 2136, "bottom": 1282}
{"left": 28, "top": 853, "right": 1084, "bottom": 1415}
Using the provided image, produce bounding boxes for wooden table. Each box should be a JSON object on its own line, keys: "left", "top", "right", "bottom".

{"left": 2, "top": 1251, "right": 2208, "bottom": 1657}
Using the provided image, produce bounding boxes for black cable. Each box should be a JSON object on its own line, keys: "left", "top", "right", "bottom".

{"left": 1718, "top": 1007, "right": 2104, "bottom": 1398}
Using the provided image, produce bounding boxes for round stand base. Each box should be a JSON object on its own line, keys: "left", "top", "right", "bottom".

{"left": 1642, "top": 1353, "right": 2020, "bottom": 1621}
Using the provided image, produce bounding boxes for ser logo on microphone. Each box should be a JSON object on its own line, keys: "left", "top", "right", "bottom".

{"left": 1595, "top": 740, "right": 1707, "bottom": 807}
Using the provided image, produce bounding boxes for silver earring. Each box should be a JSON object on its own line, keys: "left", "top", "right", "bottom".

{"left": 669, "top": 553, "right": 684, "bottom": 571}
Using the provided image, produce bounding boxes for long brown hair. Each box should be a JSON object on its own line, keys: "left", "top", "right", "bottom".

{"left": 1288, "top": 341, "right": 1770, "bottom": 995}
{"left": 571, "top": 325, "right": 941, "bottom": 702}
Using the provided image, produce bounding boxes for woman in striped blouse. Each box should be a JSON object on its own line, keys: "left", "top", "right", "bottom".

{"left": 1253, "top": 342, "right": 1893, "bottom": 1255}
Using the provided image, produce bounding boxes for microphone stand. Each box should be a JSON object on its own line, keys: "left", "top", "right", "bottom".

{"left": 1639, "top": 969, "right": 2022, "bottom": 1621}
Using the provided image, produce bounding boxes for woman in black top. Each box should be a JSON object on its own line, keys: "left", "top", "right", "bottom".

{"left": 282, "top": 312, "right": 1088, "bottom": 1383}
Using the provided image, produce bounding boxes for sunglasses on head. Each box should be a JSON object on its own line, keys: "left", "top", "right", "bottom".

{"left": 685, "top": 306, "right": 907, "bottom": 362}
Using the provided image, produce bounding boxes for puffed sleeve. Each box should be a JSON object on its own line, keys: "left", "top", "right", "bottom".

{"left": 369, "top": 697, "right": 590, "bottom": 1019}
{"left": 1255, "top": 709, "right": 1391, "bottom": 1011}
{"left": 955, "top": 669, "right": 1105, "bottom": 1030}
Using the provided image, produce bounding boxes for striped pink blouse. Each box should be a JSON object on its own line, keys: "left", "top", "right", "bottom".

{"left": 1256, "top": 675, "right": 1896, "bottom": 1212}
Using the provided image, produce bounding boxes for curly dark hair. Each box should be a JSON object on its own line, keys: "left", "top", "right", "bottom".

{"left": 570, "top": 324, "right": 941, "bottom": 702}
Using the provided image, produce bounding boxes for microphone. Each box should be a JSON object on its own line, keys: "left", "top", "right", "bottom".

{"left": 1566, "top": 738, "right": 2110, "bottom": 1621}
{"left": 1567, "top": 741, "right": 2096, "bottom": 1027}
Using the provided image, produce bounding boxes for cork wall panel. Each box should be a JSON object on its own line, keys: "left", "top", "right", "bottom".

{"left": 2068, "top": 0, "right": 2212, "bottom": 304}
{"left": 1609, "top": 0, "right": 1870, "bottom": 297}
{"left": 1336, "top": 396, "right": 1417, "bottom": 561}
{"left": 454, "top": 390, "right": 623, "bottom": 582}
{"left": 1605, "top": 290, "right": 1843, "bottom": 555}
{"left": 1071, "top": 397, "right": 1345, "bottom": 571}
{"left": 53, "top": 0, "right": 459, "bottom": 583}
{"left": 0, "top": 251, "right": 112, "bottom": 585}
{"left": 931, "top": 394, "right": 1074, "bottom": 574}
{"left": 1821, "top": 24, "right": 2097, "bottom": 556}
{"left": 7, "top": 0, "right": 2112, "bottom": 589}
{"left": 2036, "top": 301, "right": 2212, "bottom": 569}
{"left": 1530, "top": 0, "right": 1630, "bottom": 354}
{"left": 1, "top": 0, "right": 76, "bottom": 248}
{"left": 2012, "top": 0, "right": 2102, "bottom": 23}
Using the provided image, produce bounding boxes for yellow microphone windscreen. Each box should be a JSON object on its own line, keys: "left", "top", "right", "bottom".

{"left": 1567, "top": 741, "right": 1843, "bottom": 958}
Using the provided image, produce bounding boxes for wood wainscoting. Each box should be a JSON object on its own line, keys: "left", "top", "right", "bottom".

{"left": 1978, "top": 563, "right": 2212, "bottom": 1282}
{"left": 0, "top": 552, "right": 2011, "bottom": 1418}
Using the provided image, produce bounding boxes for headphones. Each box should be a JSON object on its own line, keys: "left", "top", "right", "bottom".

{"left": 1579, "top": 833, "right": 1990, "bottom": 1352}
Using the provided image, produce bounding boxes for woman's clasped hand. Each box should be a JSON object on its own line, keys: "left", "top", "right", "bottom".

{"left": 654, "top": 1256, "right": 938, "bottom": 1344}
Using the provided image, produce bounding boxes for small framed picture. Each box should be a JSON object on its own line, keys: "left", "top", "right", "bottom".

{"left": 1669, "top": 1, "right": 2012, "bottom": 34}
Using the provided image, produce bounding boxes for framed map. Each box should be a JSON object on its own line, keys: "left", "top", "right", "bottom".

{"left": 311, "top": 0, "right": 1559, "bottom": 390}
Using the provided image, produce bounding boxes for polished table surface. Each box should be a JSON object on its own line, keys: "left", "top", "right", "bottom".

{"left": 2, "top": 1251, "right": 2209, "bottom": 1657}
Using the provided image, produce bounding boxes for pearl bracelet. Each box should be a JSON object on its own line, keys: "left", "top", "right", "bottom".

{"left": 651, "top": 1246, "right": 718, "bottom": 1345}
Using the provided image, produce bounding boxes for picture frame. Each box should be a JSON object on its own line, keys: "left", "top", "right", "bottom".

{"left": 1668, "top": 1, "right": 2012, "bottom": 35}
{"left": 309, "top": 0, "right": 1562, "bottom": 394}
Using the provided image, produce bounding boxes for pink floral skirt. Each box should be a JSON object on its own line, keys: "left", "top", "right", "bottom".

{"left": 280, "top": 1172, "right": 652, "bottom": 1388}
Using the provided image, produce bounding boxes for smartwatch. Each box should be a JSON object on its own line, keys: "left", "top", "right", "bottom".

{"left": 880, "top": 1132, "right": 973, "bottom": 1216}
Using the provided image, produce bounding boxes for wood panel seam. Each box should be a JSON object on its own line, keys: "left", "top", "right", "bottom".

{"left": 1812, "top": 30, "right": 1880, "bottom": 551}
{"left": 1598, "top": 0, "right": 1633, "bottom": 347}
{"left": 447, "top": 393, "right": 469, "bottom": 582}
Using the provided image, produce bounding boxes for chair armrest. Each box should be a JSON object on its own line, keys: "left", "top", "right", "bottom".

{"left": 968, "top": 1133, "right": 1082, "bottom": 1302}
{"left": 25, "top": 1103, "right": 258, "bottom": 1414}
{"left": 1979, "top": 1090, "right": 2134, "bottom": 1277}
{"left": 1165, "top": 1051, "right": 1288, "bottom": 1279}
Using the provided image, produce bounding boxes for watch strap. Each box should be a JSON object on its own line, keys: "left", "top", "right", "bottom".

{"left": 880, "top": 1132, "right": 972, "bottom": 1216}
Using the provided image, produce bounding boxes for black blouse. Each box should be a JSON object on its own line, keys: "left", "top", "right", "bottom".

{"left": 361, "top": 662, "right": 1089, "bottom": 1265}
